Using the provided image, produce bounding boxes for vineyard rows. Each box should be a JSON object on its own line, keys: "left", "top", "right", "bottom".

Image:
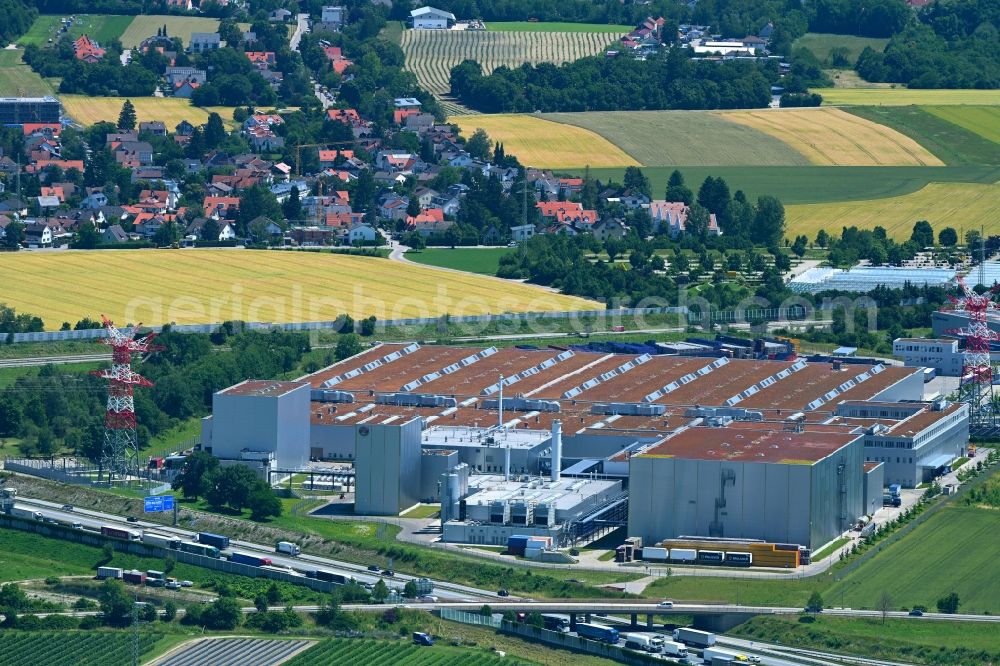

{"left": 0, "top": 631, "right": 160, "bottom": 666}
{"left": 401, "top": 29, "right": 623, "bottom": 97}
{"left": 284, "top": 638, "right": 535, "bottom": 666}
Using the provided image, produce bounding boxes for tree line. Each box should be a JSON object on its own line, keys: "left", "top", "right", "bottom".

{"left": 450, "top": 50, "right": 775, "bottom": 113}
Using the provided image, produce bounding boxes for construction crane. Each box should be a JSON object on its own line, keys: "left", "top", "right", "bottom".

{"left": 294, "top": 140, "right": 355, "bottom": 176}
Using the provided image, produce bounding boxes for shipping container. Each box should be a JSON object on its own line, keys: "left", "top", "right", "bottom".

{"left": 642, "top": 546, "right": 669, "bottom": 561}
{"left": 230, "top": 551, "right": 272, "bottom": 567}
{"left": 101, "top": 525, "right": 139, "bottom": 541}
{"left": 141, "top": 532, "right": 181, "bottom": 549}
{"left": 702, "top": 646, "right": 742, "bottom": 663}
{"left": 179, "top": 541, "right": 221, "bottom": 558}
{"left": 97, "top": 567, "right": 123, "bottom": 580}
{"left": 146, "top": 570, "right": 165, "bottom": 580}
{"left": 697, "top": 550, "right": 724, "bottom": 563}
{"left": 122, "top": 570, "right": 147, "bottom": 585}
{"left": 724, "top": 551, "right": 753, "bottom": 565}
{"left": 197, "top": 532, "right": 230, "bottom": 549}
{"left": 669, "top": 548, "right": 697, "bottom": 561}
{"left": 623, "top": 633, "right": 664, "bottom": 652}
{"left": 314, "top": 570, "right": 348, "bottom": 584}
{"left": 576, "top": 623, "right": 619, "bottom": 644}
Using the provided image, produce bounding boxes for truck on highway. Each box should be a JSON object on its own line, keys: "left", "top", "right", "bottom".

{"left": 623, "top": 633, "right": 664, "bottom": 652}
{"left": 276, "top": 541, "right": 300, "bottom": 556}
{"left": 576, "top": 623, "right": 619, "bottom": 644}
{"left": 673, "top": 627, "right": 716, "bottom": 648}
{"left": 9, "top": 506, "right": 43, "bottom": 521}
{"left": 314, "top": 570, "right": 349, "bottom": 584}
{"left": 230, "top": 551, "right": 272, "bottom": 567}
{"left": 141, "top": 532, "right": 181, "bottom": 549}
{"left": 179, "top": 541, "right": 220, "bottom": 558}
{"left": 101, "top": 525, "right": 140, "bottom": 541}
{"left": 661, "top": 640, "right": 689, "bottom": 658}
{"left": 703, "top": 646, "right": 743, "bottom": 664}
{"left": 197, "top": 532, "right": 230, "bottom": 549}
{"left": 542, "top": 614, "right": 570, "bottom": 633}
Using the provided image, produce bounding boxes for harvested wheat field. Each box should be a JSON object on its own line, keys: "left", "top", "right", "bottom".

{"left": 118, "top": 16, "right": 239, "bottom": 48}
{"left": 721, "top": 107, "right": 943, "bottom": 166}
{"left": 0, "top": 250, "right": 599, "bottom": 329}
{"left": 814, "top": 88, "right": 1000, "bottom": 106}
{"left": 785, "top": 181, "right": 1000, "bottom": 240}
{"left": 452, "top": 114, "right": 638, "bottom": 169}
{"left": 60, "top": 96, "right": 236, "bottom": 128}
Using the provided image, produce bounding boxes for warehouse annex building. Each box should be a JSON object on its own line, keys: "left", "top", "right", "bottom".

{"left": 201, "top": 342, "right": 970, "bottom": 556}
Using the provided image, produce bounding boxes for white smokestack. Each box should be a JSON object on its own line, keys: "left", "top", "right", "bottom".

{"left": 504, "top": 445, "right": 511, "bottom": 481}
{"left": 498, "top": 374, "right": 504, "bottom": 429}
{"left": 551, "top": 420, "right": 562, "bottom": 482}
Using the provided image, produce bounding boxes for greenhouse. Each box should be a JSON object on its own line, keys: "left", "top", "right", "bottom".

{"left": 789, "top": 266, "right": 956, "bottom": 294}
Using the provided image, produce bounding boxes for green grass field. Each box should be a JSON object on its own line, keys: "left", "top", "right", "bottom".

{"left": 18, "top": 14, "right": 133, "bottom": 46}
{"left": 405, "top": 248, "right": 514, "bottom": 275}
{"left": 579, "top": 165, "right": 1000, "bottom": 205}
{"left": 825, "top": 505, "right": 1000, "bottom": 613}
{"left": 924, "top": 105, "right": 1000, "bottom": 145}
{"left": 486, "top": 21, "right": 633, "bottom": 32}
{"left": 0, "top": 49, "right": 53, "bottom": 96}
{"left": 815, "top": 88, "right": 1000, "bottom": 106}
{"left": 847, "top": 106, "right": 1000, "bottom": 165}
{"left": 733, "top": 616, "right": 1000, "bottom": 666}
{"left": 285, "top": 638, "right": 535, "bottom": 666}
{"left": 793, "top": 32, "right": 888, "bottom": 66}
{"left": 544, "top": 111, "right": 810, "bottom": 166}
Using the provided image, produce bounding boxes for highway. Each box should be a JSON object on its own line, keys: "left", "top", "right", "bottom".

{"left": 0, "top": 353, "right": 111, "bottom": 368}
{"left": 11, "top": 496, "right": 492, "bottom": 603}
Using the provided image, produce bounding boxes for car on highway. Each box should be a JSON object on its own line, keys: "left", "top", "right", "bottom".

{"left": 382, "top": 569, "right": 394, "bottom": 577}
{"left": 62, "top": 504, "right": 74, "bottom": 512}
{"left": 748, "top": 657, "right": 762, "bottom": 664}
{"left": 908, "top": 609, "right": 924, "bottom": 616}
{"left": 657, "top": 600, "right": 674, "bottom": 608}
{"left": 418, "top": 595, "right": 439, "bottom": 603}
{"left": 126, "top": 516, "right": 138, "bottom": 523}
{"left": 497, "top": 589, "right": 509, "bottom": 597}
{"left": 367, "top": 565, "right": 380, "bottom": 571}
{"left": 72, "top": 522, "right": 82, "bottom": 529}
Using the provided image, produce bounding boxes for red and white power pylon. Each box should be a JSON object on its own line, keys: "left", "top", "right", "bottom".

{"left": 947, "top": 278, "right": 1000, "bottom": 428}
{"left": 91, "top": 316, "right": 163, "bottom": 481}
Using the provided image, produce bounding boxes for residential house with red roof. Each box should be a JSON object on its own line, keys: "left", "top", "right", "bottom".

{"left": 73, "top": 35, "right": 106, "bottom": 63}
{"left": 322, "top": 46, "right": 353, "bottom": 75}
{"left": 648, "top": 200, "right": 720, "bottom": 237}
{"left": 203, "top": 196, "right": 241, "bottom": 219}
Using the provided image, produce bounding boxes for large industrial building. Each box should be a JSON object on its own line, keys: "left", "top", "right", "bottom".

{"left": 0, "top": 96, "right": 61, "bottom": 125}
{"left": 202, "top": 340, "right": 970, "bottom": 557}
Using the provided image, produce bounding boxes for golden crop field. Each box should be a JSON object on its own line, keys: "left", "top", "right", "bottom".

{"left": 401, "top": 29, "right": 622, "bottom": 98}
{"left": 814, "top": 88, "right": 1000, "bottom": 106}
{"left": 118, "top": 15, "right": 249, "bottom": 49}
{"left": 0, "top": 250, "right": 599, "bottom": 330}
{"left": 721, "top": 107, "right": 943, "bottom": 166}
{"left": 785, "top": 181, "right": 1000, "bottom": 240}
{"left": 60, "top": 96, "right": 236, "bottom": 128}
{"left": 452, "top": 114, "right": 638, "bottom": 169}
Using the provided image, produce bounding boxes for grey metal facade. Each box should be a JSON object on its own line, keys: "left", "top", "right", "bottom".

{"left": 207, "top": 383, "right": 310, "bottom": 470}
{"left": 863, "top": 462, "right": 884, "bottom": 516}
{"left": 354, "top": 418, "right": 422, "bottom": 515}
{"left": 627, "top": 437, "right": 865, "bottom": 549}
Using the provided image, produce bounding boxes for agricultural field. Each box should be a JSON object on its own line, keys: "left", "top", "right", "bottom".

{"left": 0, "top": 249, "right": 598, "bottom": 329}
{"left": 543, "top": 110, "right": 811, "bottom": 166}
{"left": 118, "top": 15, "right": 230, "bottom": 49}
{"left": 923, "top": 106, "right": 1000, "bottom": 146}
{"left": 486, "top": 22, "right": 634, "bottom": 32}
{"left": 0, "top": 632, "right": 161, "bottom": 666}
{"left": 0, "top": 50, "right": 54, "bottom": 97}
{"left": 720, "top": 107, "right": 943, "bottom": 166}
{"left": 17, "top": 14, "right": 132, "bottom": 47}
{"left": 785, "top": 180, "right": 1000, "bottom": 240}
{"left": 284, "top": 638, "right": 536, "bottom": 666}
{"left": 155, "top": 638, "right": 315, "bottom": 666}
{"left": 824, "top": 504, "right": 1000, "bottom": 614}
{"left": 814, "top": 87, "right": 1000, "bottom": 106}
{"left": 405, "top": 248, "right": 514, "bottom": 275}
{"left": 452, "top": 114, "right": 637, "bottom": 168}
{"left": 793, "top": 32, "right": 889, "bottom": 66}
{"left": 847, "top": 106, "right": 1000, "bottom": 165}
{"left": 401, "top": 28, "right": 622, "bottom": 97}
{"left": 580, "top": 165, "right": 1000, "bottom": 205}
{"left": 60, "top": 96, "right": 236, "bottom": 129}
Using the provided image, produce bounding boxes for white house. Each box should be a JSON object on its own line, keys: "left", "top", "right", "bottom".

{"left": 410, "top": 6, "right": 455, "bottom": 29}
{"left": 348, "top": 223, "right": 380, "bottom": 245}
{"left": 511, "top": 224, "right": 535, "bottom": 243}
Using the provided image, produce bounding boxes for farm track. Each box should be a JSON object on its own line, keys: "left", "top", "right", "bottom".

{"left": 401, "top": 29, "right": 622, "bottom": 104}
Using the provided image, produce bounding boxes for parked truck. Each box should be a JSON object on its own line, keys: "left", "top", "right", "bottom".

{"left": 141, "top": 532, "right": 181, "bottom": 549}
{"left": 888, "top": 483, "right": 902, "bottom": 498}
{"left": 276, "top": 541, "right": 300, "bottom": 556}
{"left": 576, "top": 623, "right": 620, "bottom": 644}
{"left": 197, "top": 532, "right": 230, "bottom": 550}
{"left": 661, "top": 640, "right": 689, "bottom": 658}
{"left": 703, "top": 646, "right": 743, "bottom": 664}
{"left": 230, "top": 551, "right": 273, "bottom": 567}
{"left": 623, "top": 633, "right": 664, "bottom": 652}
{"left": 97, "top": 566, "right": 123, "bottom": 580}
{"left": 673, "top": 627, "right": 716, "bottom": 648}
